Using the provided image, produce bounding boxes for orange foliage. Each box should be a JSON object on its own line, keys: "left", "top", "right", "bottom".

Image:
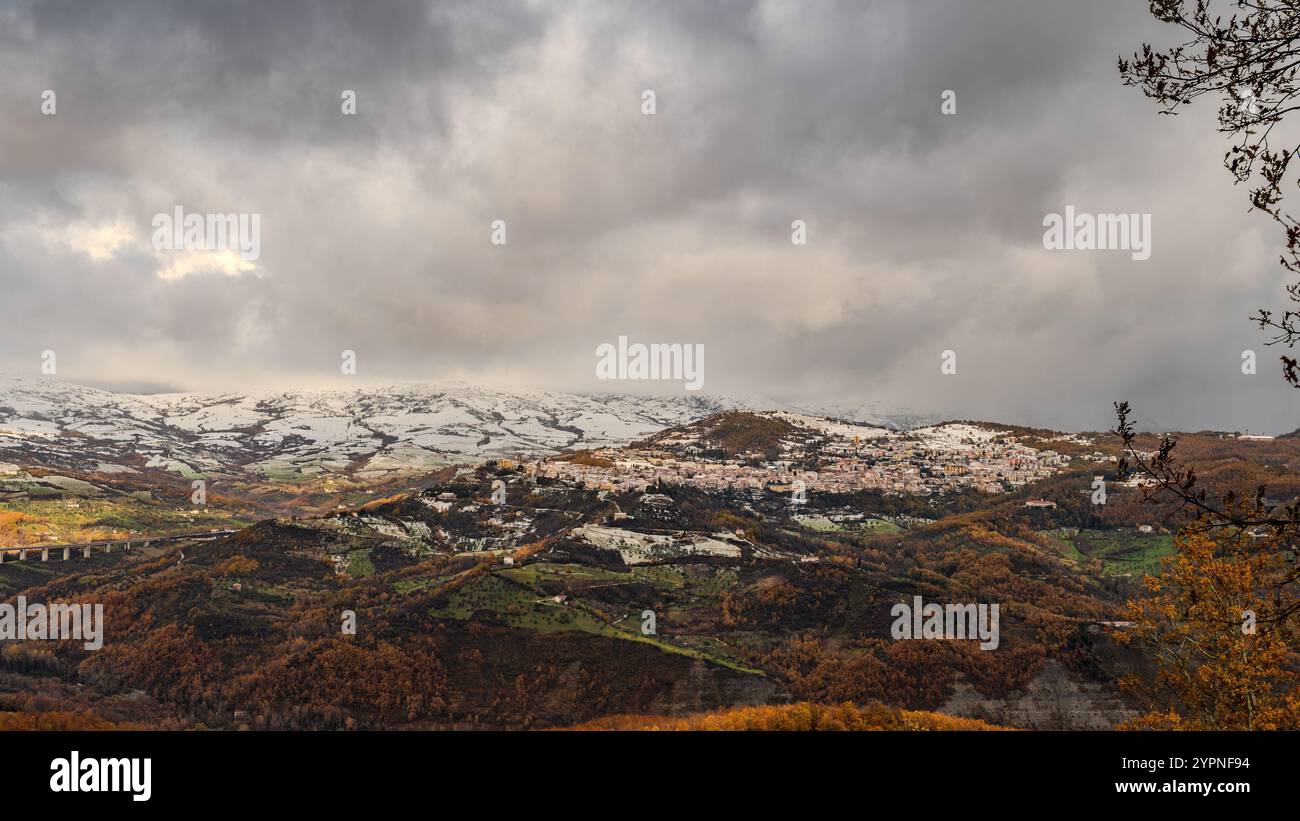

{"left": 564, "top": 701, "right": 1009, "bottom": 731}
{"left": 1119, "top": 528, "right": 1300, "bottom": 730}
{"left": 214, "top": 555, "right": 260, "bottom": 576}
{"left": 358, "top": 494, "right": 407, "bottom": 512}
{"left": 0, "top": 510, "right": 37, "bottom": 545}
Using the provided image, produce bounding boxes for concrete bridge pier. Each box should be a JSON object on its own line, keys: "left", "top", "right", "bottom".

{"left": 63, "top": 546, "right": 70, "bottom": 560}
{"left": 84, "top": 545, "right": 91, "bottom": 559}
{"left": 40, "top": 548, "right": 48, "bottom": 561}
{"left": 18, "top": 550, "right": 27, "bottom": 561}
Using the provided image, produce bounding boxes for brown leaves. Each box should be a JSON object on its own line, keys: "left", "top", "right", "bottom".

{"left": 1121, "top": 528, "right": 1300, "bottom": 729}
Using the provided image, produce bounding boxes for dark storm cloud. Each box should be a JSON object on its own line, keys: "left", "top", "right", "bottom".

{"left": 0, "top": 0, "right": 1294, "bottom": 433}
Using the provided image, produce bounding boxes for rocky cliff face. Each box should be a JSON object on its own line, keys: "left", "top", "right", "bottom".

{"left": 941, "top": 661, "right": 1137, "bottom": 729}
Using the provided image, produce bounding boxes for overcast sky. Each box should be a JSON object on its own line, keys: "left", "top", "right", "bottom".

{"left": 1, "top": 0, "right": 1297, "bottom": 433}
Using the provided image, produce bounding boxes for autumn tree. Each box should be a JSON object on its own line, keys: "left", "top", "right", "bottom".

{"left": 1112, "top": 403, "right": 1299, "bottom": 728}
{"left": 1118, "top": 528, "right": 1299, "bottom": 729}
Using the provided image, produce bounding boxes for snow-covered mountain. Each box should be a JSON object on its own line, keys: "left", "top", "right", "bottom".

{"left": 0, "top": 376, "right": 932, "bottom": 481}
{"left": 0, "top": 376, "right": 726, "bottom": 479}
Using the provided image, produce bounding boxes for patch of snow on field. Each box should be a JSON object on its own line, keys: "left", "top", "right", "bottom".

{"left": 766, "top": 411, "right": 891, "bottom": 440}
{"left": 912, "top": 423, "right": 1002, "bottom": 448}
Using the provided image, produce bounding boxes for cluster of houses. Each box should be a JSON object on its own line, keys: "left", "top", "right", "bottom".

{"left": 532, "top": 428, "right": 1075, "bottom": 498}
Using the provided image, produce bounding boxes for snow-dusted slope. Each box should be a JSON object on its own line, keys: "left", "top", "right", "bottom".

{"left": 0, "top": 376, "right": 761, "bottom": 479}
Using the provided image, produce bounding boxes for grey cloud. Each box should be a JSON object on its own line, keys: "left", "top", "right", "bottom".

{"left": 0, "top": 0, "right": 1295, "bottom": 434}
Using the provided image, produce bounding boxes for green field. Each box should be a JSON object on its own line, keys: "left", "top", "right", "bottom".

{"left": 1039, "top": 527, "right": 1176, "bottom": 576}
{"left": 346, "top": 549, "right": 375, "bottom": 577}
{"left": 430, "top": 568, "right": 762, "bottom": 673}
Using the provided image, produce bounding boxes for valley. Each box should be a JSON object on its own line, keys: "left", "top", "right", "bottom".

{"left": 1, "top": 378, "right": 1297, "bottom": 730}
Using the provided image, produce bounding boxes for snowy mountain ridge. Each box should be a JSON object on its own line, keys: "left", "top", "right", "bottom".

{"left": 0, "top": 376, "right": 928, "bottom": 480}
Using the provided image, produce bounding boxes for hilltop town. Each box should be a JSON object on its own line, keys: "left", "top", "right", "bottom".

{"left": 532, "top": 412, "right": 1104, "bottom": 499}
